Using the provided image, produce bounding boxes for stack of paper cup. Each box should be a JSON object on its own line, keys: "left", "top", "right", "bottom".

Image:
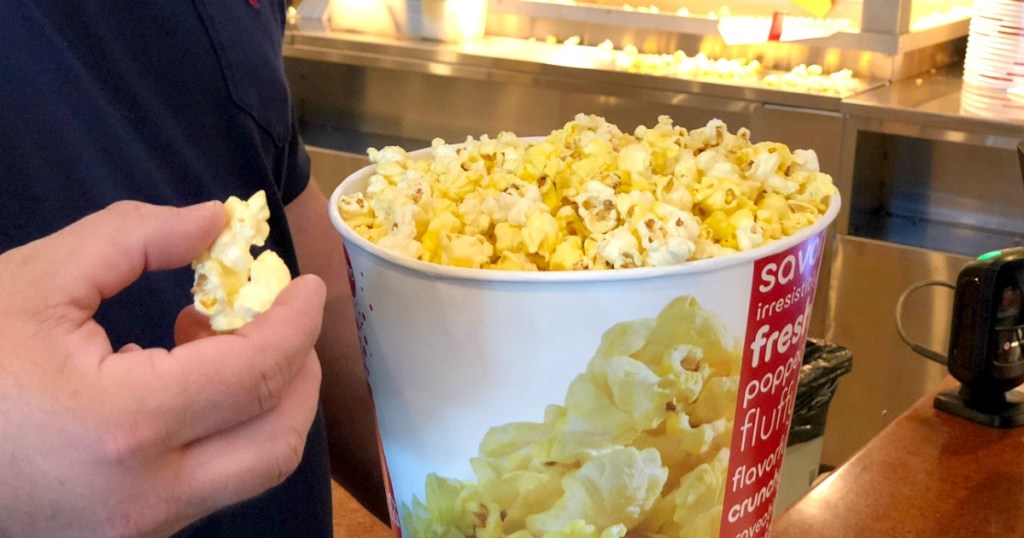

{"left": 963, "top": 0, "right": 1024, "bottom": 120}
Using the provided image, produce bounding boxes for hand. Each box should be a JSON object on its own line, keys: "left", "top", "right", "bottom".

{"left": 0, "top": 201, "right": 325, "bottom": 537}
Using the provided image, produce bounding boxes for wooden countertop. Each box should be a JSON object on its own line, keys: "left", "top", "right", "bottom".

{"left": 331, "top": 481, "right": 391, "bottom": 537}
{"left": 332, "top": 378, "right": 1024, "bottom": 538}
{"left": 774, "top": 378, "right": 1024, "bottom": 537}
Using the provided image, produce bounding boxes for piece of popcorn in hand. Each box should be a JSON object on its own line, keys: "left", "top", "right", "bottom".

{"left": 191, "top": 190, "right": 292, "bottom": 332}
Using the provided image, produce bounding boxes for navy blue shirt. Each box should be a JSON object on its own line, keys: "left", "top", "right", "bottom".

{"left": 0, "top": 1, "right": 331, "bottom": 535}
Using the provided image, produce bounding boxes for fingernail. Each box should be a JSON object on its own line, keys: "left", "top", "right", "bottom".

{"left": 183, "top": 200, "right": 226, "bottom": 218}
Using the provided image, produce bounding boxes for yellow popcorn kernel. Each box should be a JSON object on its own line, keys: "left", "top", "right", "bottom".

{"left": 672, "top": 152, "right": 699, "bottom": 184}
{"left": 782, "top": 209, "right": 821, "bottom": 236}
{"left": 549, "top": 236, "right": 585, "bottom": 271}
{"left": 337, "top": 192, "right": 375, "bottom": 229}
{"left": 456, "top": 193, "right": 493, "bottom": 237}
{"left": 522, "top": 212, "right": 560, "bottom": 257}
{"left": 523, "top": 141, "right": 564, "bottom": 183}
{"left": 594, "top": 227, "right": 642, "bottom": 269}
{"left": 376, "top": 234, "right": 424, "bottom": 260}
{"left": 224, "top": 190, "right": 271, "bottom": 247}
{"left": 616, "top": 190, "right": 655, "bottom": 223}
{"left": 233, "top": 250, "right": 291, "bottom": 321}
{"left": 692, "top": 236, "right": 737, "bottom": 260}
{"left": 794, "top": 171, "right": 839, "bottom": 212}
{"left": 654, "top": 175, "right": 694, "bottom": 212}
{"left": 421, "top": 210, "right": 463, "bottom": 262}
{"left": 494, "top": 222, "right": 525, "bottom": 254}
{"left": 191, "top": 190, "right": 292, "bottom": 332}
{"left": 756, "top": 192, "right": 791, "bottom": 240}
{"left": 792, "top": 148, "right": 821, "bottom": 173}
{"left": 686, "top": 118, "right": 729, "bottom": 151}
{"left": 440, "top": 233, "right": 494, "bottom": 268}
{"left": 554, "top": 205, "right": 585, "bottom": 238}
{"left": 616, "top": 142, "right": 651, "bottom": 176}
{"left": 192, "top": 259, "right": 243, "bottom": 326}
{"left": 730, "top": 207, "right": 764, "bottom": 251}
{"left": 693, "top": 178, "right": 744, "bottom": 216}
{"left": 636, "top": 202, "right": 699, "bottom": 267}
{"left": 702, "top": 210, "right": 731, "bottom": 243}
{"left": 367, "top": 145, "right": 415, "bottom": 186}
{"left": 354, "top": 224, "right": 387, "bottom": 244}
{"left": 540, "top": 179, "right": 562, "bottom": 210}
{"left": 436, "top": 164, "right": 479, "bottom": 200}
{"left": 636, "top": 117, "right": 684, "bottom": 176}
{"left": 574, "top": 181, "right": 620, "bottom": 234}
{"left": 571, "top": 153, "right": 612, "bottom": 185}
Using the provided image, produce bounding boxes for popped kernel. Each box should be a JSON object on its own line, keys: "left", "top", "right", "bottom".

{"left": 192, "top": 190, "right": 291, "bottom": 332}
{"left": 338, "top": 115, "right": 835, "bottom": 270}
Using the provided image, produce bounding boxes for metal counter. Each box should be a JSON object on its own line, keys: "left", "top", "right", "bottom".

{"left": 285, "top": 29, "right": 1024, "bottom": 469}
{"left": 837, "top": 65, "right": 1024, "bottom": 255}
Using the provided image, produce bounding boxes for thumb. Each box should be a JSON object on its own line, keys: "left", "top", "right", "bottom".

{"left": 175, "top": 305, "right": 218, "bottom": 346}
{"left": 16, "top": 200, "right": 226, "bottom": 318}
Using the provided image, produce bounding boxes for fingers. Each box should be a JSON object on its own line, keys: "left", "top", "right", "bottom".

{"left": 20, "top": 200, "right": 226, "bottom": 318}
{"left": 174, "top": 352, "right": 322, "bottom": 529}
{"left": 118, "top": 343, "right": 143, "bottom": 353}
{"left": 174, "top": 306, "right": 217, "bottom": 346}
{"left": 156, "top": 275, "right": 326, "bottom": 446}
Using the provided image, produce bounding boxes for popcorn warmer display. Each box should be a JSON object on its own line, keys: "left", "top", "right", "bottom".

{"left": 328, "top": 115, "right": 839, "bottom": 538}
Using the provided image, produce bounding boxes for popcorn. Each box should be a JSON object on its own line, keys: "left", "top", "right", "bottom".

{"left": 399, "top": 296, "right": 742, "bottom": 537}
{"left": 191, "top": 190, "right": 291, "bottom": 332}
{"left": 339, "top": 115, "right": 836, "bottom": 271}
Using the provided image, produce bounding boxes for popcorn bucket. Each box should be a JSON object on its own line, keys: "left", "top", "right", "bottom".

{"left": 329, "top": 144, "right": 840, "bottom": 538}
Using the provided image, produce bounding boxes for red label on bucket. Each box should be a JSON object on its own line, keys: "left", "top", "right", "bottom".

{"left": 720, "top": 230, "right": 825, "bottom": 538}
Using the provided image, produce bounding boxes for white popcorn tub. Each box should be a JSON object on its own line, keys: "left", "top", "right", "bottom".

{"left": 329, "top": 147, "right": 841, "bottom": 538}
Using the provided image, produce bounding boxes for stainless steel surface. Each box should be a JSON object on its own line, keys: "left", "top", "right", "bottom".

{"left": 847, "top": 133, "right": 1024, "bottom": 255}
{"left": 307, "top": 145, "right": 369, "bottom": 193}
{"left": 837, "top": 63, "right": 1024, "bottom": 256}
{"left": 842, "top": 64, "right": 1024, "bottom": 148}
{"left": 287, "top": 57, "right": 763, "bottom": 148}
{"left": 820, "top": 234, "right": 967, "bottom": 467}
{"left": 862, "top": 0, "right": 912, "bottom": 36}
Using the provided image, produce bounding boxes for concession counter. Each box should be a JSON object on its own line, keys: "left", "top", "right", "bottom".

{"left": 284, "top": 0, "right": 1024, "bottom": 494}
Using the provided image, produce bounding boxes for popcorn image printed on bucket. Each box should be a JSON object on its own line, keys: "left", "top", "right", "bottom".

{"left": 402, "top": 296, "right": 740, "bottom": 538}
{"left": 328, "top": 114, "right": 840, "bottom": 538}
{"left": 336, "top": 114, "right": 836, "bottom": 271}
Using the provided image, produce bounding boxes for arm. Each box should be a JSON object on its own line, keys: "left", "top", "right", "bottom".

{"left": 286, "top": 181, "right": 390, "bottom": 522}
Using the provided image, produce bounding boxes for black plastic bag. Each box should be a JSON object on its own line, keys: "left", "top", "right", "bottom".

{"left": 788, "top": 339, "right": 853, "bottom": 445}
